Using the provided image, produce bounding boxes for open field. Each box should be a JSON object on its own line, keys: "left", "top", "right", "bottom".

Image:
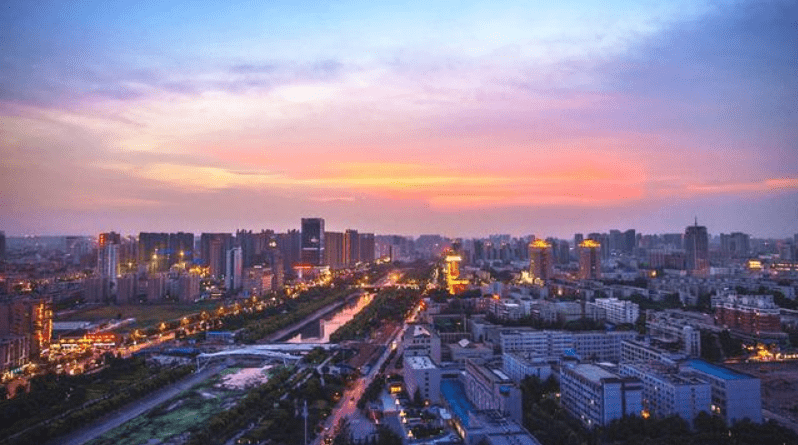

{"left": 57, "top": 302, "right": 222, "bottom": 331}
{"left": 727, "top": 361, "right": 798, "bottom": 425}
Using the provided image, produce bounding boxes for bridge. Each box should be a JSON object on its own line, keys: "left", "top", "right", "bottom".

{"left": 195, "top": 343, "right": 338, "bottom": 370}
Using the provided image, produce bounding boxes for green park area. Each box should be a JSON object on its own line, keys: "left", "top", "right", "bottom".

{"left": 86, "top": 367, "right": 262, "bottom": 445}
{"left": 57, "top": 301, "right": 222, "bottom": 331}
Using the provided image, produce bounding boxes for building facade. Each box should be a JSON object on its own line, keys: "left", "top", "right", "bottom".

{"left": 560, "top": 364, "right": 643, "bottom": 428}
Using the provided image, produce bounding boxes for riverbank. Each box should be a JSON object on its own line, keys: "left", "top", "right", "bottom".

{"left": 264, "top": 290, "right": 364, "bottom": 343}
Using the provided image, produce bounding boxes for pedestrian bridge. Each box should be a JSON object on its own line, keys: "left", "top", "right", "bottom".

{"left": 195, "top": 343, "right": 338, "bottom": 370}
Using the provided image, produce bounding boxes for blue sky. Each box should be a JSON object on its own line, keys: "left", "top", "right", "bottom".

{"left": 0, "top": 0, "right": 796, "bottom": 237}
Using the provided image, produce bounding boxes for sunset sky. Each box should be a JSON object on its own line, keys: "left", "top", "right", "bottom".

{"left": 1, "top": 0, "right": 796, "bottom": 238}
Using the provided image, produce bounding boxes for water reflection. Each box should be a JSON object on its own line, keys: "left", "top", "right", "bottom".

{"left": 286, "top": 292, "right": 373, "bottom": 343}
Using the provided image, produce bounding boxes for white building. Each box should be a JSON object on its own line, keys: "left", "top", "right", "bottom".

{"left": 225, "top": 247, "right": 242, "bottom": 291}
{"left": 464, "top": 359, "right": 523, "bottom": 424}
{"left": 591, "top": 298, "right": 639, "bottom": 324}
{"left": 560, "top": 364, "right": 643, "bottom": 428}
{"left": 502, "top": 352, "right": 552, "bottom": 383}
{"left": 619, "top": 363, "right": 711, "bottom": 424}
{"left": 403, "top": 355, "right": 441, "bottom": 404}
{"left": 500, "top": 330, "right": 637, "bottom": 363}
{"left": 681, "top": 359, "right": 762, "bottom": 425}
{"left": 403, "top": 324, "right": 442, "bottom": 364}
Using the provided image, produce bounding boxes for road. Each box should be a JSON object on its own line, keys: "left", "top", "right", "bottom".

{"left": 312, "top": 324, "right": 403, "bottom": 445}
{"left": 312, "top": 296, "right": 422, "bottom": 445}
{"left": 50, "top": 363, "right": 226, "bottom": 445}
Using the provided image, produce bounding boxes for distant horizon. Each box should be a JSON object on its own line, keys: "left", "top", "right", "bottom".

{"left": 3, "top": 222, "right": 796, "bottom": 241}
{"left": 2, "top": 1, "right": 796, "bottom": 242}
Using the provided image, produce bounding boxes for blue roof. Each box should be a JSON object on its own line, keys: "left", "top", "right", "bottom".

{"left": 441, "top": 379, "right": 475, "bottom": 427}
{"left": 687, "top": 359, "right": 748, "bottom": 380}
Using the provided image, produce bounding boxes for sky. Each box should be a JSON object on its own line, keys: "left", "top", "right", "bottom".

{"left": 1, "top": 0, "right": 796, "bottom": 239}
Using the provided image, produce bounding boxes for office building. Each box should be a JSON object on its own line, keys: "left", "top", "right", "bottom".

{"left": 560, "top": 364, "right": 643, "bottom": 428}
{"left": 0, "top": 230, "right": 5, "bottom": 261}
{"left": 681, "top": 359, "right": 762, "bottom": 425}
{"left": 403, "top": 355, "right": 441, "bottom": 404}
{"left": 579, "top": 239, "right": 602, "bottom": 280}
{"left": 226, "top": 247, "right": 243, "bottom": 291}
{"left": 501, "top": 329, "right": 636, "bottom": 364}
{"left": 301, "top": 218, "right": 325, "bottom": 266}
{"left": 685, "top": 221, "right": 709, "bottom": 275}
{"left": 619, "top": 362, "right": 711, "bottom": 423}
{"left": 528, "top": 239, "right": 554, "bottom": 283}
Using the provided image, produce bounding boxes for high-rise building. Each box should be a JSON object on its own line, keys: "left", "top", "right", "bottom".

{"left": 0, "top": 230, "right": 5, "bottom": 261}
{"left": 609, "top": 230, "right": 623, "bottom": 252}
{"left": 0, "top": 297, "right": 52, "bottom": 358}
{"left": 98, "top": 244, "right": 119, "bottom": 285}
{"left": 97, "top": 232, "right": 120, "bottom": 300}
{"left": 528, "top": 239, "right": 553, "bottom": 283}
{"left": 684, "top": 221, "right": 709, "bottom": 275}
{"left": 344, "top": 229, "right": 359, "bottom": 265}
{"left": 324, "top": 231, "right": 345, "bottom": 269}
{"left": 168, "top": 232, "right": 194, "bottom": 264}
{"left": 98, "top": 231, "right": 121, "bottom": 248}
{"left": 720, "top": 232, "right": 750, "bottom": 259}
{"left": 225, "top": 247, "right": 243, "bottom": 291}
{"left": 579, "top": 239, "right": 602, "bottom": 280}
{"left": 201, "top": 233, "right": 233, "bottom": 277}
{"left": 358, "top": 232, "right": 375, "bottom": 263}
{"left": 138, "top": 232, "right": 169, "bottom": 271}
{"left": 623, "top": 229, "right": 636, "bottom": 254}
{"left": 301, "top": 218, "right": 325, "bottom": 266}
{"left": 276, "top": 230, "right": 301, "bottom": 275}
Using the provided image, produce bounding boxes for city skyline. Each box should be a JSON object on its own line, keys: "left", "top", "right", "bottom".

{"left": 2, "top": 1, "right": 796, "bottom": 238}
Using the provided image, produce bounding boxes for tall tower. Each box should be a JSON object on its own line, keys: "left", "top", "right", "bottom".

{"left": 324, "top": 231, "right": 345, "bottom": 269}
{"left": 528, "top": 239, "right": 553, "bottom": 283}
{"left": 98, "top": 232, "right": 121, "bottom": 292}
{"left": 578, "top": 239, "right": 602, "bottom": 280}
{"left": 301, "top": 218, "right": 325, "bottom": 266}
{"left": 226, "top": 247, "right": 243, "bottom": 291}
{"left": 444, "top": 252, "right": 468, "bottom": 294}
{"left": 685, "top": 219, "right": 709, "bottom": 275}
{"left": 344, "top": 229, "right": 359, "bottom": 266}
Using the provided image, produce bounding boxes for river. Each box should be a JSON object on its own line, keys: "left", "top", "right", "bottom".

{"left": 285, "top": 292, "right": 374, "bottom": 343}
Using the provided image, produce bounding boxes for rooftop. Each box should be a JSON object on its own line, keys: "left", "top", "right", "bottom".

{"left": 441, "top": 379, "right": 476, "bottom": 427}
{"left": 686, "top": 359, "right": 750, "bottom": 381}
{"left": 568, "top": 364, "right": 619, "bottom": 383}
{"left": 405, "top": 355, "right": 437, "bottom": 370}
